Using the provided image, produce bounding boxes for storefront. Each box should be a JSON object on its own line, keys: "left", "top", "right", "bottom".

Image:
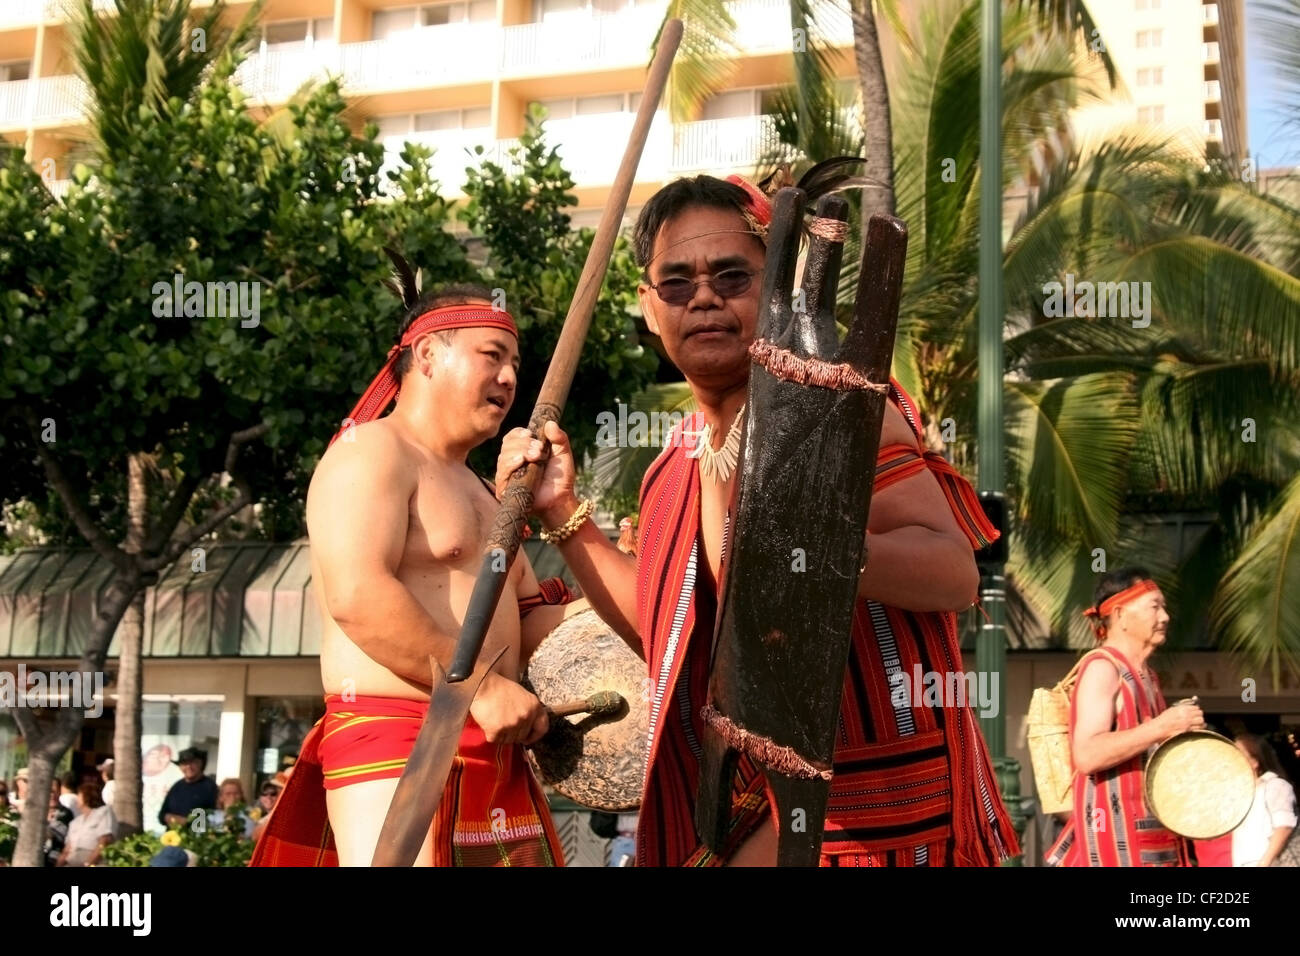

{"left": 0, "top": 539, "right": 576, "bottom": 836}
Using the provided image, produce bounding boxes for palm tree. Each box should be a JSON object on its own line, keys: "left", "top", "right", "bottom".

{"left": 619, "top": 0, "right": 1300, "bottom": 681}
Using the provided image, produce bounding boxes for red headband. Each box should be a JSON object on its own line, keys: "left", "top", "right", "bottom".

{"left": 1082, "top": 579, "right": 1160, "bottom": 639}
{"left": 329, "top": 304, "right": 518, "bottom": 447}
{"left": 725, "top": 174, "right": 773, "bottom": 228}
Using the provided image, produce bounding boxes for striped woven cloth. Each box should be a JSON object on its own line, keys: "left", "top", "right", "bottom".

{"left": 634, "top": 379, "right": 1019, "bottom": 866}
{"left": 249, "top": 698, "right": 563, "bottom": 867}
{"left": 1045, "top": 647, "right": 1187, "bottom": 866}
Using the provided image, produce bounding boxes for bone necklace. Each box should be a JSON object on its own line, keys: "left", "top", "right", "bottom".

{"left": 690, "top": 404, "right": 745, "bottom": 483}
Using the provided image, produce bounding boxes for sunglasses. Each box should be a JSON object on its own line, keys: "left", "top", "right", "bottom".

{"left": 649, "top": 268, "right": 759, "bottom": 306}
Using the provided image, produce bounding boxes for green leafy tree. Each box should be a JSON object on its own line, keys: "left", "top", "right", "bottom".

{"left": 1, "top": 2, "right": 652, "bottom": 866}
{"left": 619, "top": 0, "right": 1300, "bottom": 678}
{"left": 458, "top": 104, "right": 657, "bottom": 475}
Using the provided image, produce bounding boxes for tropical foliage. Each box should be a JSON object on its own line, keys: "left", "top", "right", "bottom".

{"left": 635, "top": 0, "right": 1300, "bottom": 676}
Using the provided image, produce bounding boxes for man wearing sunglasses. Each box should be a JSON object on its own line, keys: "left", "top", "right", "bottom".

{"left": 498, "top": 173, "right": 1017, "bottom": 867}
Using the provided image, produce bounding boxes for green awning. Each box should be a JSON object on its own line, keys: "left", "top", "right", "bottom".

{"left": 0, "top": 541, "right": 572, "bottom": 660}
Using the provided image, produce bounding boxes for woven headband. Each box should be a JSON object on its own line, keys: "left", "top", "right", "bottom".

{"left": 1082, "top": 579, "right": 1160, "bottom": 639}
{"left": 725, "top": 174, "right": 774, "bottom": 242}
{"left": 329, "top": 304, "right": 518, "bottom": 447}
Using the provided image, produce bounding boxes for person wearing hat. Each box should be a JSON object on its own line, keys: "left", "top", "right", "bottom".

{"left": 97, "top": 758, "right": 115, "bottom": 808}
{"left": 158, "top": 747, "right": 219, "bottom": 828}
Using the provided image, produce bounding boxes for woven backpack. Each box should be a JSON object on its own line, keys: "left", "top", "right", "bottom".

{"left": 1026, "top": 648, "right": 1116, "bottom": 814}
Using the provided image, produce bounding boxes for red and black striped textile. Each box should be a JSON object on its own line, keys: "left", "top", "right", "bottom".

{"left": 633, "top": 380, "right": 1019, "bottom": 866}
{"left": 1045, "top": 647, "right": 1187, "bottom": 867}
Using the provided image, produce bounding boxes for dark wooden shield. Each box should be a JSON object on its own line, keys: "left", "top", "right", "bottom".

{"left": 696, "top": 190, "right": 908, "bottom": 865}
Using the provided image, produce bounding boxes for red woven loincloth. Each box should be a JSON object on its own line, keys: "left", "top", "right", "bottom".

{"left": 250, "top": 694, "right": 564, "bottom": 867}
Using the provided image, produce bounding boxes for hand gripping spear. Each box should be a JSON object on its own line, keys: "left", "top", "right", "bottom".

{"left": 369, "top": 19, "right": 683, "bottom": 867}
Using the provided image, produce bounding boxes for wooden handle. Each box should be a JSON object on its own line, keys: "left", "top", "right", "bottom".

{"left": 549, "top": 691, "right": 625, "bottom": 719}
{"left": 445, "top": 20, "right": 683, "bottom": 682}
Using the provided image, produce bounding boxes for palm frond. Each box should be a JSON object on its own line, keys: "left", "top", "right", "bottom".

{"left": 1004, "top": 373, "right": 1140, "bottom": 544}
{"left": 653, "top": 0, "right": 740, "bottom": 122}
{"left": 1211, "top": 472, "right": 1300, "bottom": 687}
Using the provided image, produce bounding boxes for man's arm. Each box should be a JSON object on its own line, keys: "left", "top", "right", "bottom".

{"left": 307, "top": 425, "right": 459, "bottom": 686}
{"left": 858, "top": 405, "right": 978, "bottom": 611}
{"left": 1071, "top": 660, "right": 1202, "bottom": 774}
{"left": 499, "top": 421, "right": 642, "bottom": 657}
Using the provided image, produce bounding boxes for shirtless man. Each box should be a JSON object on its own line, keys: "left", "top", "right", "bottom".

{"left": 302, "top": 284, "right": 571, "bottom": 866}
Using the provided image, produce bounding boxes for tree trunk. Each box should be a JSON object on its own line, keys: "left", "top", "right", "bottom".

{"left": 10, "top": 572, "right": 139, "bottom": 866}
{"left": 851, "top": 0, "right": 896, "bottom": 223}
{"left": 114, "top": 452, "right": 150, "bottom": 836}
{"left": 112, "top": 589, "right": 145, "bottom": 836}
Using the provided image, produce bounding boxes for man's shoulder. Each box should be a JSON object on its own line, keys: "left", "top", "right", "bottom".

{"left": 310, "top": 418, "right": 419, "bottom": 499}
{"left": 316, "top": 418, "right": 414, "bottom": 475}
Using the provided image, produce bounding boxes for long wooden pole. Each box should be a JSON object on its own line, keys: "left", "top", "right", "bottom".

{"left": 371, "top": 20, "right": 683, "bottom": 866}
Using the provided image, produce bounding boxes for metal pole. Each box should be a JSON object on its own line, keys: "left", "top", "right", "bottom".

{"left": 976, "top": 0, "right": 1026, "bottom": 862}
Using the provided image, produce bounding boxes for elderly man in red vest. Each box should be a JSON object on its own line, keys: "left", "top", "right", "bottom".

{"left": 499, "top": 173, "right": 1018, "bottom": 866}
{"left": 1047, "top": 568, "right": 1203, "bottom": 866}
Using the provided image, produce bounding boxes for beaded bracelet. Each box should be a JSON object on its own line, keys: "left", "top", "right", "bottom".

{"left": 539, "top": 498, "right": 594, "bottom": 545}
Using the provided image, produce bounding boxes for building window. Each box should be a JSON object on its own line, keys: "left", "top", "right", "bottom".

{"left": 375, "top": 108, "right": 492, "bottom": 137}
{"left": 538, "top": 0, "right": 638, "bottom": 19}
{"left": 253, "top": 697, "right": 323, "bottom": 794}
{"left": 701, "top": 87, "right": 783, "bottom": 120}
{"left": 1137, "top": 105, "right": 1165, "bottom": 123}
{"left": 534, "top": 92, "right": 641, "bottom": 119}
{"left": 1137, "top": 67, "right": 1164, "bottom": 86}
{"left": 263, "top": 18, "right": 333, "bottom": 47}
{"left": 1136, "top": 29, "right": 1163, "bottom": 48}
{"left": 140, "top": 697, "right": 223, "bottom": 836}
{"left": 375, "top": 2, "right": 494, "bottom": 38}
{"left": 0, "top": 60, "right": 32, "bottom": 82}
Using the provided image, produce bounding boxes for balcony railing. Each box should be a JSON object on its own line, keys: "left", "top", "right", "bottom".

{"left": 380, "top": 113, "right": 793, "bottom": 195}
{"left": 1204, "top": 80, "right": 1220, "bottom": 101}
{"left": 1202, "top": 3, "right": 1219, "bottom": 25}
{"left": 672, "top": 114, "right": 790, "bottom": 172}
{"left": 1204, "top": 118, "right": 1222, "bottom": 140}
{"left": 1203, "top": 41, "right": 1219, "bottom": 62}
{"left": 0, "top": 0, "right": 118, "bottom": 28}
{"left": 499, "top": 6, "right": 664, "bottom": 78}
{"left": 0, "top": 75, "right": 88, "bottom": 130}
{"left": 0, "top": 0, "right": 47, "bottom": 29}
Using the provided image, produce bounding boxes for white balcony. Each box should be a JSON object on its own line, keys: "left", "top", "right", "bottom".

{"left": 1204, "top": 118, "right": 1222, "bottom": 140}
{"left": 499, "top": 0, "right": 851, "bottom": 79}
{"left": 0, "top": 75, "right": 88, "bottom": 130}
{"left": 237, "top": 23, "right": 501, "bottom": 104}
{"left": 671, "top": 113, "right": 790, "bottom": 172}
{"left": 731, "top": 0, "right": 853, "bottom": 53}
{"left": 1202, "top": 3, "right": 1219, "bottom": 25}
{"left": 1204, "top": 80, "right": 1220, "bottom": 101}
{"left": 500, "top": 6, "right": 664, "bottom": 78}
{"left": 0, "top": 0, "right": 47, "bottom": 29}
{"left": 382, "top": 112, "right": 794, "bottom": 196}
{"left": 1204, "top": 41, "right": 1219, "bottom": 63}
{"left": 549, "top": 112, "right": 672, "bottom": 184}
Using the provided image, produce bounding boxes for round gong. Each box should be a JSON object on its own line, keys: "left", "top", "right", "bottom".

{"left": 524, "top": 609, "right": 647, "bottom": 811}
{"left": 1145, "top": 730, "right": 1255, "bottom": 839}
